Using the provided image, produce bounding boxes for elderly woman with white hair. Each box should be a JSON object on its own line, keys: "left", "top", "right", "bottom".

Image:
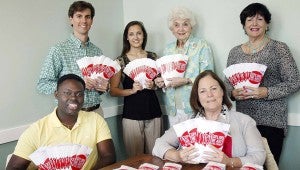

{"left": 155, "top": 7, "right": 214, "bottom": 126}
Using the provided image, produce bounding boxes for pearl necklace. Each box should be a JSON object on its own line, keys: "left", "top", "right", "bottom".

{"left": 247, "top": 36, "right": 267, "bottom": 54}
{"left": 176, "top": 47, "right": 185, "bottom": 54}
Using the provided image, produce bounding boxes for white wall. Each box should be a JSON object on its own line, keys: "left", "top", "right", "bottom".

{"left": 0, "top": 0, "right": 299, "bottom": 168}
{"left": 1, "top": 0, "right": 299, "bottom": 140}
{"left": 0, "top": 0, "right": 123, "bottom": 131}
{"left": 123, "top": 0, "right": 300, "bottom": 118}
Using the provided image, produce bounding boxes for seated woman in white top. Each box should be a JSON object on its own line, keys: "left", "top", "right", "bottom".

{"left": 152, "top": 70, "right": 266, "bottom": 168}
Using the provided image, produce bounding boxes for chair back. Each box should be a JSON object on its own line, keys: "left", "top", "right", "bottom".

{"left": 262, "top": 137, "right": 279, "bottom": 170}
{"left": 5, "top": 153, "right": 12, "bottom": 168}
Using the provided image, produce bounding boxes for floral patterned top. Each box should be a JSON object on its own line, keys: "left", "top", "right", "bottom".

{"left": 162, "top": 35, "right": 214, "bottom": 116}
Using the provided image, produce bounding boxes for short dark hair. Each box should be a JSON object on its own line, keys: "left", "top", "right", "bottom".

{"left": 68, "top": 1, "right": 95, "bottom": 19}
{"left": 57, "top": 74, "right": 86, "bottom": 90}
{"left": 190, "top": 70, "right": 232, "bottom": 117}
{"left": 240, "top": 3, "right": 271, "bottom": 26}
{"left": 121, "top": 21, "right": 148, "bottom": 56}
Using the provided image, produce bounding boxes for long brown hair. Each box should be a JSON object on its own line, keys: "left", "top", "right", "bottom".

{"left": 190, "top": 70, "right": 232, "bottom": 117}
{"left": 121, "top": 21, "right": 148, "bottom": 56}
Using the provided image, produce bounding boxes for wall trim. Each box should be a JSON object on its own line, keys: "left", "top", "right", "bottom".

{"left": 1, "top": 106, "right": 299, "bottom": 144}
{"left": 103, "top": 105, "right": 123, "bottom": 118}
{"left": 0, "top": 125, "right": 30, "bottom": 145}
{"left": 287, "top": 113, "right": 300, "bottom": 126}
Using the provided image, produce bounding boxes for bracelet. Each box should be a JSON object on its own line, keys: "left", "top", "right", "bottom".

{"left": 231, "top": 158, "right": 234, "bottom": 168}
{"left": 264, "top": 87, "right": 269, "bottom": 98}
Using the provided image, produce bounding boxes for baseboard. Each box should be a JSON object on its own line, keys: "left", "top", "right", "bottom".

{"left": 103, "top": 105, "right": 123, "bottom": 118}
{"left": 0, "top": 107, "right": 299, "bottom": 144}
{"left": 287, "top": 113, "right": 300, "bottom": 126}
{"left": 0, "top": 125, "right": 30, "bottom": 145}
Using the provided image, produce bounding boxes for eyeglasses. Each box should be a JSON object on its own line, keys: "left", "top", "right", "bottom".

{"left": 59, "top": 90, "right": 84, "bottom": 97}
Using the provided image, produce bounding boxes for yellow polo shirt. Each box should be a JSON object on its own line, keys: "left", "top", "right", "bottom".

{"left": 13, "top": 108, "right": 112, "bottom": 170}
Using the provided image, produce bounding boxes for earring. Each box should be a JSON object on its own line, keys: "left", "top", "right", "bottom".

{"left": 266, "top": 26, "right": 269, "bottom": 31}
{"left": 221, "top": 105, "right": 226, "bottom": 115}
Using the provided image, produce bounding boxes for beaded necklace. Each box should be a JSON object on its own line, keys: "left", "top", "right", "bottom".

{"left": 175, "top": 47, "right": 185, "bottom": 55}
{"left": 247, "top": 36, "right": 267, "bottom": 54}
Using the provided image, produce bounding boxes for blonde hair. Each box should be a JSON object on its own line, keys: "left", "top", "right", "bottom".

{"left": 168, "top": 6, "right": 196, "bottom": 30}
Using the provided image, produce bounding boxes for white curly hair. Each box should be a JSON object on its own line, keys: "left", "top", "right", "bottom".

{"left": 167, "top": 6, "right": 196, "bottom": 30}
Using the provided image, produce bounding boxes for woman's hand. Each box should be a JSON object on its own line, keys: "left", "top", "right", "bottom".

{"left": 178, "top": 146, "right": 199, "bottom": 164}
{"left": 164, "top": 146, "right": 199, "bottom": 164}
{"left": 231, "top": 88, "right": 245, "bottom": 100}
{"left": 154, "top": 77, "right": 165, "bottom": 88}
{"left": 130, "top": 81, "right": 143, "bottom": 94}
{"left": 232, "top": 86, "right": 268, "bottom": 100}
{"left": 243, "top": 86, "right": 268, "bottom": 99}
{"left": 145, "top": 79, "right": 154, "bottom": 89}
{"left": 202, "top": 145, "right": 230, "bottom": 165}
{"left": 166, "top": 77, "right": 189, "bottom": 88}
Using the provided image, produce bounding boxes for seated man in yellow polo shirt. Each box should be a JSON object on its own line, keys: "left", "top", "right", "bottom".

{"left": 6, "top": 74, "right": 116, "bottom": 170}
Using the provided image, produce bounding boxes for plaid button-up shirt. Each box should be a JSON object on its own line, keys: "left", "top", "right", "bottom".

{"left": 37, "top": 34, "right": 103, "bottom": 108}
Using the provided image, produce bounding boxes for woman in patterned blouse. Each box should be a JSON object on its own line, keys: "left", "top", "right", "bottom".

{"left": 225, "top": 3, "right": 300, "bottom": 164}
{"left": 154, "top": 7, "right": 214, "bottom": 127}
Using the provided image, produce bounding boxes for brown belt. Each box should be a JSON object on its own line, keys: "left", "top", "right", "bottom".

{"left": 81, "top": 104, "right": 100, "bottom": 112}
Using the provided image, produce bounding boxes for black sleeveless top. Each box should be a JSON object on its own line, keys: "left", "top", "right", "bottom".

{"left": 116, "top": 52, "right": 162, "bottom": 120}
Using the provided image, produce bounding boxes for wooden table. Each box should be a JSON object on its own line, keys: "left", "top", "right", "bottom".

{"left": 100, "top": 154, "right": 234, "bottom": 170}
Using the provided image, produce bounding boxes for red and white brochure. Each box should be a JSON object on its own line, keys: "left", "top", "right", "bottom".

{"left": 123, "top": 58, "right": 158, "bottom": 89}
{"left": 156, "top": 54, "right": 188, "bottom": 87}
{"left": 223, "top": 63, "right": 267, "bottom": 89}
{"left": 241, "top": 163, "right": 263, "bottom": 170}
{"left": 113, "top": 165, "right": 137, "bottom": 170}
{"left": 138, "top": 163, "right": 159, "bottom": 170}
{"left": 76, "top": 55, "right": 121, "bottom": 80}
{"left": 29, "top": 144, "right": 92, "bottom": 170}
{"left": 173, "top": 118, "right": 230, "bottom": 163}
{"left": 203, "top": 161, "right": 226, "bottom": 170}
{"left": 162, "top": 162, "right": 182, "bottom": 170}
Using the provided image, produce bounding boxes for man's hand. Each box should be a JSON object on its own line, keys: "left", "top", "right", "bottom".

{"left": 6, "top": 154, "right": 31, "bottom": 170}
{"left": 95, "top": 77, "right": 109, "bottom": 92}
{"left": 92, "top": 139, "right": 116, "bottom": 169}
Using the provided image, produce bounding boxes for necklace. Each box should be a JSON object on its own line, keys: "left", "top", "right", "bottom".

{"left": 127, "top": 50, "right": 146, "bottom": 56}
{"left": 127, "top": 51, "right": 147, "bottom": 61}
{"left": 247, "top": 36, "right": 267, "bottom": 54}
{"left": 176, "top": 47, "right": 185, "bottom": 54}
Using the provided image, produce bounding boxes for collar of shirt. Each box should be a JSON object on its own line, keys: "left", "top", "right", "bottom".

{"left": 50, "top": 107, "right": 83, "bottom": 128}
{"left": 195, "top": 105, "right": 230, "bottom": 124}
{"left": 70, "top": 33, "right": 91, "bottom": 49}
